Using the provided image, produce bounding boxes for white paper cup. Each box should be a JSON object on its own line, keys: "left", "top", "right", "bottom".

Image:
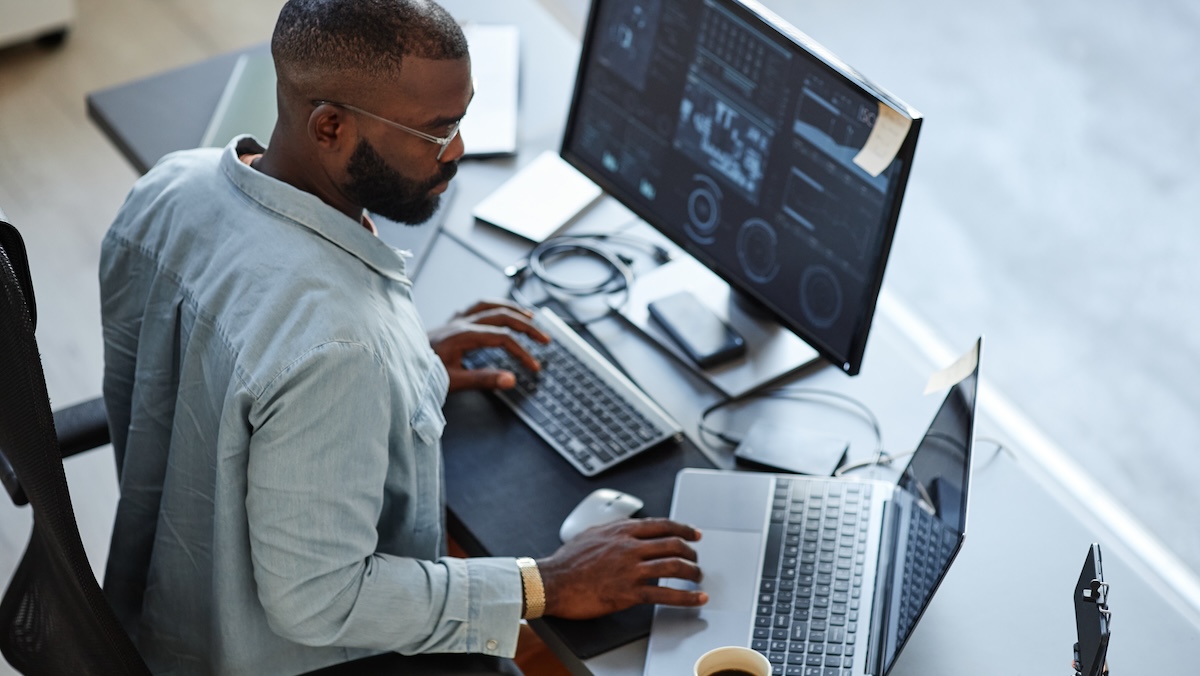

{"left": 693, "top": 646, "right": 773, "bottom": 676}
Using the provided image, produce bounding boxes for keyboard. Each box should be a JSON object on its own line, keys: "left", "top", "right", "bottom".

{"left": 460, "top": 307, "right": 682, "bottom": 476}
{"left": 753, "top": 479, "right": 873, "bottom": 676}
{"left": 896, "top": 503, "right": 957, "bottom": 643}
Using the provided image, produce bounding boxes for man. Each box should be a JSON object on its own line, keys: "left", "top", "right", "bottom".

{"left": 99, "top": 1, "right": 707, "bottom": 674}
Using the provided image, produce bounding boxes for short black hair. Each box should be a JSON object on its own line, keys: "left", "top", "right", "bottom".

{"left": 272, "top": 0, "right": 468, "bottom": 87}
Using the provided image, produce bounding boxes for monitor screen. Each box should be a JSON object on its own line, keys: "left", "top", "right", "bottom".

{"left": 561, "top": 0, "right": 922, "bottom": 375}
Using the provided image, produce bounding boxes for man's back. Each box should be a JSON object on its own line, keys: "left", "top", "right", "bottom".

{"left": 100, "top": 138, "right": 520, "bottom": 675}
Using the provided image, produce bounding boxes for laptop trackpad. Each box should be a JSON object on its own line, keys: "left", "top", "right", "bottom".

{"left": 671, "top": 470, "right": 773, "bottom": 531}
{"left": 648, "top": 529, "right": 762, "bottom": 670}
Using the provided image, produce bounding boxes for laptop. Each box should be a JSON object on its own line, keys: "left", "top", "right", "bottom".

{"left": 645, "top": 338, "right": 982, "bottom": 676}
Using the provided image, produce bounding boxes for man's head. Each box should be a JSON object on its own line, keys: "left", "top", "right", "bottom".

{"left": 269, "top": 0, "right": 471, "bottom": 224}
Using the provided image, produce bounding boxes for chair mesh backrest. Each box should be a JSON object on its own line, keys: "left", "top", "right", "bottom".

{"left": 0, "top": 221, "right": 150, "bottom": 675}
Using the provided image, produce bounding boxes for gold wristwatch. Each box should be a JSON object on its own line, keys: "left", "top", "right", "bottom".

{"left": 515, "top": 557, "right": 545, "bottom": 619}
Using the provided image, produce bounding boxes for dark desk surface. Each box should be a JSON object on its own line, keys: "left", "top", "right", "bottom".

{"left": 86, "top": 45, "right": 268, "bottom": 175}
{"left": 85, "top": 0, "right": 1200, "bottom": 673}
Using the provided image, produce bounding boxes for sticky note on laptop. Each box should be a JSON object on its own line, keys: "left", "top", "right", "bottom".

{"left": 472, "top": 151, "right": 603, "bottom": 242}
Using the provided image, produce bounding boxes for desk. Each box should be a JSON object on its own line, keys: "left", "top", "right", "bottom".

{"left": 86, "top": 0, "right": 1200, "bottom": 673}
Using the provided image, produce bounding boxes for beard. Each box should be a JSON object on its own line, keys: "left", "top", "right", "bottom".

{"left": 341, "top": 138, "right": 458, "bottom": 225}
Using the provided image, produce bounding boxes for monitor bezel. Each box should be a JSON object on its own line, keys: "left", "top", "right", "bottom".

{"left": 560, "top": 0, "right": 923, "bottom": 375}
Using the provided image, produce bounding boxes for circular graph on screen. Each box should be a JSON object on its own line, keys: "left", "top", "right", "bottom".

{"left": 799, "top": 265, "right": 843, "bottom": 329}
{"left": 736, "top": 218, "right": 780, "bottom": 283}
{"left": 685, "top": 174, "right": 722, "bottom": 245}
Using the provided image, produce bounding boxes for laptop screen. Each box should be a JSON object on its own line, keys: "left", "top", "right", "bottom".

{"left": 877, "top": 356, "right": 979, "bottom": 673}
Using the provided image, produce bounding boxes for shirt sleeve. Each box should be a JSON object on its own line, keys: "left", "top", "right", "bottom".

{"left": 244, "top": 340, "right": 522, "bottom": 656}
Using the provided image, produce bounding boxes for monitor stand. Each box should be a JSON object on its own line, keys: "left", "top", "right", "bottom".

{"left": 617, "top": 255, "right": 824, "bottom": 398}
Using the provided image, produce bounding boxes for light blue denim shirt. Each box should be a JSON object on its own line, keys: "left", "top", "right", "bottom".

{"left": 99, "top": 136, "right": 522, "bottom": 675}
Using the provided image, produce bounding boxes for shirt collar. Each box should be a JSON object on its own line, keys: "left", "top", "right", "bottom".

{"left": 220, "top": 135, "right": 409, "bottom": 282}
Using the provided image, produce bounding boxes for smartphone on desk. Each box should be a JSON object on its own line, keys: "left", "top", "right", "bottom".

{"left": 648, "top": 291, "right": 746, "bottom": 369}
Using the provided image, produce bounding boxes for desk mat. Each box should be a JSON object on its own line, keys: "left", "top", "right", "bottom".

{"left": 440, "top": 305, "right": 715, "bottom": 659}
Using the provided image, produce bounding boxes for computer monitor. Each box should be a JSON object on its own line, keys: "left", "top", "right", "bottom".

{"left": 560, "top": 0, "right": 922, "bottom": 375}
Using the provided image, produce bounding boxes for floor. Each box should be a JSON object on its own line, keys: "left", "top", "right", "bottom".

{"left": 1, "top": 0, "right": 1199, "bottom": 673}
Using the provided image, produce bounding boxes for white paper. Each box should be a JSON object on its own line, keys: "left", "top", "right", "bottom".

{"left": 459, "top": 24, "right": 520, "bottom": 157}
{"left": 472, "top": 151, "right": 602, "bottom": 242}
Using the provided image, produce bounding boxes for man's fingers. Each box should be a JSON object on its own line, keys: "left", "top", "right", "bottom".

{"left": 469, "top": 309, "right": 551, "bottom": 344}
{"left": 449, "top": 368, "right": 516, "bottom": 391}
{"left": 636, "top": 536, "right": 700, "bottom": 563}
{"left": 636, "top": 557, "right": 703, "bottom": 583}
{"left": 636, "top": 585, "right": 709, "bottom": 608}
{"left": 444, "top": 327, "right": 541, "bottom": 372}
{"left": 618, "top": 517, "right": 702, "bottom": 542}
{"left": 460, "top": 299, "right": 534, "bottom": 320}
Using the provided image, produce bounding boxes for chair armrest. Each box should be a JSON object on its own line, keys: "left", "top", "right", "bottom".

{"left": 2, "top": 398, "right": 110, "bottom": 506}
{"left": 0, "top": 447, "right": 24, "bottom": 506}
{"left": 53, "top": 397, "right": 110, "bottom": 459}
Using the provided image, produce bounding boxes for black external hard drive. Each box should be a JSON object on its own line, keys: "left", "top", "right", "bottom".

{"left": 733, "top": 420, "right": 849, "bottom": 476}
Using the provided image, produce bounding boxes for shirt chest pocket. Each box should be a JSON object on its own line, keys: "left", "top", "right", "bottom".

{"left": 410, "top": 389, "right": 446, "bottom": 446}
{"left": 403, "top": 364, "right": 449, "bottom": 545}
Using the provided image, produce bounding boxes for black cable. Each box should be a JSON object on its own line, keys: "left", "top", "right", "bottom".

{"left": 507, "top": 232, "right": 667, "bottom": 323}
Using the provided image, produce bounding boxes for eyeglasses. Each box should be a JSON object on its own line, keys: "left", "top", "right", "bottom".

{"left": 312, "top": 100, "right": 461, "bottom": 160}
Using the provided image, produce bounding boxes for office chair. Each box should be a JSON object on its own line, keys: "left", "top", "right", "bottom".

{"left": 0, "top": 220, "right": 151, "bottom": 674}
{"left": 0, "top": 221, "right": 522, "bottom": 675}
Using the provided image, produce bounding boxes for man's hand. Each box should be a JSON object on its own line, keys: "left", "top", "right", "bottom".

{"left": 429, "top": 299, "right": 550, "bottom": 392}
{"left": 536, "top": 518, "right": 707, "bottom": 619}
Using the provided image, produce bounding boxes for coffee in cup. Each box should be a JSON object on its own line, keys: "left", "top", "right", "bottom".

{"left": 693, "top": 646, "right": 772, "bottom": 676}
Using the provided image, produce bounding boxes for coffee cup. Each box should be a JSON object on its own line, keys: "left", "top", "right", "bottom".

{"left": 693, "top": 646, "right": 772, "bottom": 676}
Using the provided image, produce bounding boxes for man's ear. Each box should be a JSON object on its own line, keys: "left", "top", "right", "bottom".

{"left": 309, "top": 103, "right": 354, "bottom": 153}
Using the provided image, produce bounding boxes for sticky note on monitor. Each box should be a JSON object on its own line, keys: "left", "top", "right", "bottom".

{"left": 472, "top": 151, "right": 603, "bottom": 242}
{"left": 853, "top": 102, "right": 912, "bottom": 178}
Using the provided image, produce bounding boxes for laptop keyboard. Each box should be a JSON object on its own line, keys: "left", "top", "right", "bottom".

{"left": 896, "top": 503, "right": 957, "bottom": 643}
{"left": 460, "top": 307, "right": 681, "bottom": 476}
{"left": 753, "top": 479, "right": 873, "bottom": 676}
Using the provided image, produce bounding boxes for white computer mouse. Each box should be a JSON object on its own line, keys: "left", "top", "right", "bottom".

{"left": 559, "top": 488, "right": 645, "bottom": 543}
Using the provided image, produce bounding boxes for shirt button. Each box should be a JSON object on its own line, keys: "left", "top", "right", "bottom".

{"left": 486, "top": 639, "right": 499, "bottom": 652}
